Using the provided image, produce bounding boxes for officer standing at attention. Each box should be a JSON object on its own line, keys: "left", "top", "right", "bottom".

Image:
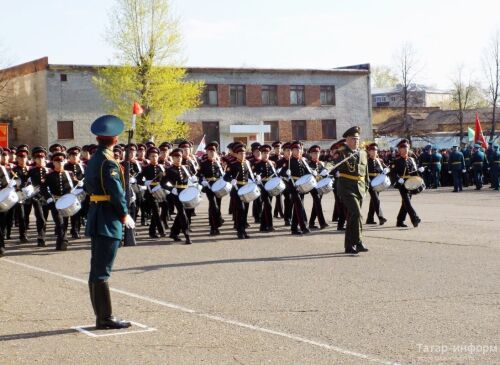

{"left": 334, "top": 126, "right": 369, "bottom": 254}
{"left": 471, "top": 144, "right": 487, "bottom": 190}
{"left": 447, "top": 146, "right": 466, "bottom": 192}
{"left": 430, "top": 147, "right": 442, "bottom": 189}
{"left": 491, "top": 144, "right": 500, "bottom": 190}
{"left": 85, "top": 115, "right": 135, "bottom": 330}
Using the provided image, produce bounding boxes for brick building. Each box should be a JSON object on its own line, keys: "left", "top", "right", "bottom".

{"left": 0, "top": 57, "right": 373, "bottom": 149}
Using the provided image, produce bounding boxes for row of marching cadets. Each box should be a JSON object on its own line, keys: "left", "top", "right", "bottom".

{"left": 0, "top": 144, "right": 87, "bottom": 257}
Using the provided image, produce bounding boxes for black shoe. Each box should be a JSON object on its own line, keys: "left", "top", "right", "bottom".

{"left": 0, "top": 247, "right": 5, "bottom": 257}
{"left": 308, "top": 225, "right": 319, "bottom": 230}
{"left": 284, "top": 221, "right": 291, "bottom": 227}
{"left": 243, "top": 232, "right": 250, "bottom": 239}
{"left": 254, "top": 219, "right": 261, "bottom": 224}
{"left": 379, "top": 217, "right": 387, "bottom": 226}
{"left": 320, "top": 223, "right": 330, "bottom": 230}
{"left": 185, "top": 236, "right": 192, "bottom": 245}
{"left": 245, "top": 223, "right": 250, "bottom": 229}
{"left": 452, "top": 190, "right": 458, "bottom": 192}
{"left": 210, "top": 229, "right": 218, "bottom": 236}
{"left": 291, "top": 230, "right": 303, "bottom": 235}
{"left": 345, "top": 248, "right": 358, "bottom": 254}
{"left": 365, "top": 220, "right": 377, "bottom": 225}
{"left": 19, "top": 236, "right": 29, "bottom": 244}
{"left": 357, "top": 243, "right": 369, "bottom": 252}
{"left": 237, "top": 233, "right": 245, "bottom": 239}
{"left": 149, "top": 233, "right": 160, "bottom": 239}
{"left": 397, "top": 222, "right": 408, "bottom": 228}
{"left": 37, "top": 239, "right": 46, "bottom": 247}
{"left": 93, "top": 281, "right": 131, "bottom": 330}
{"left": 302, "top": 228, "right": 311, "bottom": 234}
{"left": 71, "top": 232, "right": 81, "bottom": 239}
{"left": 169, "top": 234, "right": 181, "bottom": 242}
{"left": 413, "top": 218, "right": 421, "bottom": 228}
{"left": 273, "top": 214, "right": 280, "bottom": 218}
{"left": 337, "top": 227, "right": 346, "bottom": 231}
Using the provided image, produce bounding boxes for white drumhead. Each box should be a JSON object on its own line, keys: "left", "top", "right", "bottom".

{"left": 0, "top": 187, "right": 12, "bottom": 201}
{"left": 212, "top": 178, "right": 227, "bottom": 191}
{"left": 179, "top": 187, "right": 199, "bottom": 202}
{"left": 296, "top": 174, "right": 313, "bottom": 185}
{"left": 238, "top": 182, "right": 255, "bottom": 195}
{"left": 151, "top": 185, "right": 162, "bottom": 193}
{"left": 370, "top": 174, "right": 386, "bottom": 187}
{"left": 317, "top": 177, "right": 333, "bottom": 188}
{"left": 264, "top": 177, "right": 281, "bottom": 190}
{"left": 56, "top": 194, "right": 77, "bottom": 210}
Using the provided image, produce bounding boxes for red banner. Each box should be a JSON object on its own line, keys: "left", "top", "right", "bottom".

{"left": 0, "top": 124, "right": 9, "bottom": 148}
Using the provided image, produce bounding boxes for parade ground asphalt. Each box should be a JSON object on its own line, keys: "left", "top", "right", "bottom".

{"left": 0, "top": 187, "right": 499, "bottom": 365}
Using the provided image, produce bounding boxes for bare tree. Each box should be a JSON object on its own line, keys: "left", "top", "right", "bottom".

{"left": 482, "top": 30, "right": 500, "bottom": 141}
{"left": 0, "top": 41, "right": 11, "bottom": 107}
{"left": 371, "top": 65, "right": 398, "bottom": 89}
{"left": 394, "top": 42, "right": 421, "bottom": 142}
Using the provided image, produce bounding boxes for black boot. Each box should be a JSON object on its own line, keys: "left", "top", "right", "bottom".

{"left": 93, "top": 281, "right": 131, "bottom": 330}
{"left": 88, "top": 282, "right": 96, "bottom": 315}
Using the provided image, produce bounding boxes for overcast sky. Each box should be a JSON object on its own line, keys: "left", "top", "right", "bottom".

{"left": 1, "top": 0, "right": 499, "bottom": 89}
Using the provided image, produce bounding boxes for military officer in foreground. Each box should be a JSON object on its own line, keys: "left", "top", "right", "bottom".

{"left": 84, "top": 115, "right": 135, "bottom": 330}
{"left": 334, "top": 126, "right": 369, "bottom": 254}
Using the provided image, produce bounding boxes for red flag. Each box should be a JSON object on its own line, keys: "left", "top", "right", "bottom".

{"left": 132, "top": 102, "right": 144, "bottom": 115}
{"left": 474, "top": 112, "right": 488, "bottom": 149}
{"left": 195, "top": 134, "right": 206, "bottom": 158}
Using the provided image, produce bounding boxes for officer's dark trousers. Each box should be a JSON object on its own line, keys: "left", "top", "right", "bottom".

{"left": 31, "top": 199, "right": 49, "bottom": 240}
{"left": 89, "top": 235, "right": 120, "bottom": 283}
{"left": 160, "top": 201, "right": 170, "bottom": 228}
{"left": 146, "top": 193, "right": 165, "bottom": 236}
{"left": 252, "top": 196, "right": 262, "bottom": 223}
{"left": 290, "top": 187, "right": 307, "bottom": 232}
{"left": 397, "top": 187, "right": 418, "bottom": 225}
{"left": 338, "top": 188, "right": 363, "bottom": 250}
{"left": 432, "top": 167, "right": 441, "bottom": 188}
{"left": 259, "top": 190, "right": 273, "bottom": 231}
{"left": 0, "top": 212, "right": 6, "bottom": 247}
{"left": 283, "top": 187, "right": 292, "bottom": 224}
{"left": 169, "top": 195, "right": 189, "bottom": 237}
{"left": 49, "top": 203, "right": 67, "bottom": 248}
{"left": 473, "top": 168, "right": 483, "bottom": 189}
{"left": 273, "top": 193, "right": 284, "bottom": 218}
{"left": 231, "top": 188, "right": 248, "bottom": 234}
{"left": 309, "top": 189, "right": 326, "bottom": 227}
{"left": 367, "top": 188, "right": 383, "bottom": 222}
{"left": 15, "top": 202, "right": 31, "bottom": 238}
{"left": 70, "top": 210, "right": 82, "bottom": 235}
{"left": 492, "top": 164, "right": 500, "bottom": 190}
{"left": 451, "top": 169, "right": 463, "bottom": 191}
{"left": 205, "top": 187, "right": 222, "bottom": 230}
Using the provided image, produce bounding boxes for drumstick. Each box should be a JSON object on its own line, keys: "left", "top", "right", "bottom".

{"left": 330, "top": 150, "right": 360, "bottom": 171}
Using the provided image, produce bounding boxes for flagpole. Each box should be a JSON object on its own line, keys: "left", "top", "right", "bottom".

{"left": 123, "top": 113, "right": 137, "bottom": 247}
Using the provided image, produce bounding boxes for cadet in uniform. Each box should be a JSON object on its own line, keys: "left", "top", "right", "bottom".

{"left": 334, "top": 127, "right": 369, "bottom": 254}
{"left": 288, "top": 141, "right": 310, "bottom": 235}
{"left": 270, "top": 141, "right": 284, "bottom": 219}
{"left": 365, "top": 143, "right": 388, "bottom": 225}
{"left": 307, "top": 145, "right": 329, "bottom": 230}
{"left": 0, "top": 147, "right": 15, "bottom": 256}
{"left": 28, "top": 147, "right": 50, "bottom": 247}
{"left": 64, "top": 146, "right": 85, "bottom": 238}
{"left": 253, "top": 144, "right": 276, "bottom": 232}
{"left": 12, "top": 147, "right": 32, "bottom": 243}
{"left": 277, "top": 142, "right": 293, "bottom": 226}
{"left": 84, "top": 114, "right": 133, "bottom": 330}
{"left": 447, "top": 145, "right": 465, "bottom": 192}
{"left": 330, "top": 140, "right": 347, "bottom": 231}
{"left": 430, "top": 147, "right": 442, "bottom": 189}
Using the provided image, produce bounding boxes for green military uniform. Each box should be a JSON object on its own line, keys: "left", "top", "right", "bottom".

{"left": 84, "top": 114, "right": 131, "bottom": 330}
{"left": 335, "top": 126, "right": 369, "bottom": 254}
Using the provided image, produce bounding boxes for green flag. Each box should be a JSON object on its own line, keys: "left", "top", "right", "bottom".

{"left": 467, "top": 127, "right": 475, "bottom": 142}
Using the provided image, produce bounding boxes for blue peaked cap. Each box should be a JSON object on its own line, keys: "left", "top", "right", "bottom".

{"left": 91, "top": 115, "right": 125, "bottom": 137}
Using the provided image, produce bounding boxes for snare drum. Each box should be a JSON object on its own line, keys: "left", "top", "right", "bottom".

{"left": 211, "top": 178, "right": 231, "bottom": 198}
{"left": 0, "top": 187, "right": 19, "bottom": 212}
{"left": 294, "top": 174, "right": 317, "bottom": 194}
{"left": 404, "top": 176, "right": 426, "bottom": 195}
{"left": 71, "top": 188, "right": 87, "bottom": 202}
{"left": 264, "top": 177, "right": 285, "bottom": 196}
{"left": 370, "top": 174, "right": 391, "bottom": 193}
{"left": 56, "top": 193, "right": 82, "bottom": 217}
{"left": 179, "top": 186, "right": 202, "bottom": 209}
{"left": 315, "top": 177, "right": 334, "bottom": 195}
{"left": 150, "top": 184, "right": 167, "bottom": 202}
{"left": 237, "top": 182, "right": 261, "bottom": 203}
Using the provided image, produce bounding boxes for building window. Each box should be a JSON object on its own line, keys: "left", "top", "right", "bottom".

{"left": 320, "top": 86, "right": 335, "bottom": 105}
{"left": 202, "top": 84, "right": 218, "bottom": 106}
{"left": 290, "top": 85, "right": 305, "bottom": 105}
{"left": 264, "top": 121, "right": 279, "bottom": 142}
{"left": 60, "top": 74, "right": 67, "bottom": 82}
{"left": 57, "top": 121, "right": 74, "bottom": 139}
{"left": 202, "top": 121, "right": 220, "bottom": 144}
{"left": 321, "top": 119, "right": 337, "bottom": 139}
{"left": 262, "top": 85, "right": 277, "bottom": 106}
{"left": 390, "top": 96, "right": 396, "bottom": 102}
{"left": 230, "top": 85, "right": 246, "bottom": 106}
{"left": 291, "top": 120, "right": 307, "bottom": 140}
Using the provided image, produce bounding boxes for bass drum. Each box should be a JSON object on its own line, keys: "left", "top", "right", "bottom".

{"left": 315, "top": 177, "right": 334, "bottom": 195}
{"left": 295, "top": 174, "right": 317, "bottom": 194}
{"left": 264, "top": 177, "right": 285, "bottom": 197}
{"left": 56, "top": 193, "right": 82, "bottom": 217}
{"left": 370, "top": 174, "right": 391, "bottom": 193}
{"left": 211, "top": 178, "right": 231, "bottom": 198}
{"left": 404, "top": 176, "right": 426, "bottom": 195}
{"left": 238, "top": 182, "right": 261, "bottom": 203}
{"left": 0, "top": 187, "right": 19, "bottom": 212}
{"left": 179, "top": 186, "right": 202, "bottom": 209}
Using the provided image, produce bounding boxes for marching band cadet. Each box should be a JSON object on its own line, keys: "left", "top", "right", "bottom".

{"left": 391, "top": 139, "right": 424, "bottom": 228}
{"left": 121, "top": 144, "right": 142, "bottom": 222}
{"left": 366, "top": 143, "right": 388, "bottom": 225}
{"left": 334, "top": 127, "right": 369, "bottom": 254}
{"left": 307, "top": 145, "right": 329, "bottom": 230}
{"left": 253, "top": 144, "right": 275, "bottom": 232}
{"left": 277, "top": 142, "right": 293, "bottom": 226}
{"left": 113, "top": 145, "right": 123, "bottom": 162}
{"left": 139, "top": 147, "right": 167, "bottom": 239}
{"left": 7, "top": 147, "right": 16, "bottom": 165}
{"left": 447, "top": 145, "right": 466, "bottom": 192}
{"left": 28, "top": 147, "right": 50, "bottom": 247}
{"left": 288, "top": 141, "right": 310, "bottom": 235}
{"left": 330, "top": 140, "right": 347, "bottom": 231}
{"left": 64, "top": 146, "right": 85, "bottom": 239}
{"left": 162, "top": 148, "right": 193, "bottom": 244}
{"left": 198, "top": 142, "right": 224, "bottom": 236}
{"left": 158, "top": 142, "right": 173, "bottom": 226}
{"left": 179, "top": 140, "right": 198, "bottom": 224}
{"left": 136, "top": 143, "right": 150, "bottom": 226}
{"left": 249, "top": 142, "right": 262, "bottom": 224}
{"left": 0, "top": 147, "right": 16, "bottom": 256}
{"left": 270, "top": 141, "right": 284, "bottom": 219}
{"left": 47, "top": 143, "right": 63, "bottom": 169}
{"left": 224, "top": 143, "right": 251, "bottom": 239}
{"left": 158, "top": 142, "right": 172, "bottom": 165}
{"left": 12, "top": 147, "right": 32, "bottom": 243}
{"left": 223, "top": 142, "right": 237, "bottom": 218}
{"left": 44, "top": 152, "right": 74, "bottom": 250}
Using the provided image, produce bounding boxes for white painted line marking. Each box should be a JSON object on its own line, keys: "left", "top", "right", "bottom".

{"left": 72, "top": 321, "right": 157, "bottom": 338}
{"left": 4, "top": 258, "right": 401, "bottom": 365}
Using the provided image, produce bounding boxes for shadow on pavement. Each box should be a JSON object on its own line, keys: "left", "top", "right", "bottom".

{"left": 0, "top": 328, "right": 76, "bottom": 342}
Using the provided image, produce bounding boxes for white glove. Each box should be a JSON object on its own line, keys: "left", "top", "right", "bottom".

{"left": 462, "top": 169, "right": 466, "bottom": 173}
{"left": 201, "top": 180, "right": 209, "bottom": 187}
{"left": 22, "top": 185, "right": 34, "bottom": 196}
{"left": 335, "top": 171, "right": 340, "bottom": 178}
{"left": 76, "top": 180, "right": 84, "bottom": 188}
{"left": 189, "top": 176, "right": 198, "bottom": 184}
{"left": 311, "top": 170, "right": 318, "bottom": 177}
{"left": 144, "top": 180, "right": 152, "bottom": 186}
{"left": 418, "top": 167, "right": 425, "bottom": 173}
{"left": 448, "top": 171, "right": 452, "bottom": 174}
{"left": 139, "top": 185, "right": 147, "bottom": 191}
{"left": 286, "top": 169, "right": 291, "bottom": 176}
{"left": 172, "top": 188, "right": 178, "bottom": 196}
{"left": 231, "top": 179, "right": 237, "bottom": 187}
{"left": 320, "top": 169, "right": 328, "bottom": 177}
{"left": 124, "top": 214, "right": 136, "bottom": 229}
{"left": 382, "top": 167, "right": 390, "bottom": 175}
{"left": 255, "top": 175, "right": 262, "bottom": 183}
{"left": 398, "top": 178, "right": 405, "bottom": 185}
{"left": 47, "top": 198, "right": 54, "bottom": 204}
{"left": 8, "top": 179, "right": 16, "bottom": 188}
{"left": 130, "top": 177, "right": 137, "bottom": 184}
